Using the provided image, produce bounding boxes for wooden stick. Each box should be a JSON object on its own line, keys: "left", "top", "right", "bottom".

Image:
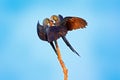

{"left": 55, "top": 41, "right": 68, "bottom": 80}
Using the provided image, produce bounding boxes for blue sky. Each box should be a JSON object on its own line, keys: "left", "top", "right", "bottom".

{"left": 0, "top": 0, "right": 120, "bottom": 80}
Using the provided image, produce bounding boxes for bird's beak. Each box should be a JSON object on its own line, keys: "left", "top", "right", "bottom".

{"left": 49, "top": 20, "right": 54, "bottom": 26}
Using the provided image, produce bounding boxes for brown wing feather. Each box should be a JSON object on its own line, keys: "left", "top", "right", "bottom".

{"left": 61, "top": 17, "right": 87, "bottom": 31}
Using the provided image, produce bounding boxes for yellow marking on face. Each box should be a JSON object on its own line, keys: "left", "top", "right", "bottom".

{"left": 43, "top": 18, "right": 50, "bottom": 26}
{"left": 53, "top": 16, "right": 58, "bottom": 21}
{"left": 45, "top": 18, "right": 50, "bottom": 24}
{"left": 51, "top": 15, "right": 58, "bottom": 22}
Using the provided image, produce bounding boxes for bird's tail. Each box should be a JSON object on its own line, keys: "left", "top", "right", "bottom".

{"left": 62, "top": 36, "right": 80, "bottom": 56}
{"left": 50, "top": 42, "right": 57, "bottom": 56}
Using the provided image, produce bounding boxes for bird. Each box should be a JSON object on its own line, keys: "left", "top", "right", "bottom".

{"left": 50, "top": 14, "right": 87, "bottom": 56}
{"left": 37, "top": 18, "right": 68, "bottom": 55}
{"left": 37, "top": 15, "right": 87, "bottom": 56}
{"left": 37, "top": 18, "right": 57, "bottom": 55}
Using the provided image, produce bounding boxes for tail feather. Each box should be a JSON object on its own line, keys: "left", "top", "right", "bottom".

{"left": 50, "top": 42, "right": 57, "bottom": 56}
{"left": 62, "top": 36, "right": 80, "bottom": 56}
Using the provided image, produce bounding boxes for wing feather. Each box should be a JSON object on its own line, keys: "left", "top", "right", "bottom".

{"left": 37, "top": 21, "right": 47, "bottom": 41}
{"left": 61, "top": 17, "right": 87, "bottom": 31}
{"left": 47, "top": 26, "right": 67, "bottom": 42}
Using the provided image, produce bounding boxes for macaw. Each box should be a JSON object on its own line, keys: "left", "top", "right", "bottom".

{"left": 37, "top": 18, "right": 57, "bottom": 55}
{"left": 37, "top": 15, "right": 87, "bottom": 56}
{"left": 50, "top": 15, "right": 87, "bottom": 56}
{"left": 37, "top": 18, "right": 68, "bottom": 55}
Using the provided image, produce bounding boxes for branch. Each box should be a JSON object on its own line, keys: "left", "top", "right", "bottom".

{"left": 55, "top": 41, "right": 68, "bottom": 80}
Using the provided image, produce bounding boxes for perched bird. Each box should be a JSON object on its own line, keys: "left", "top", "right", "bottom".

{"left": 37, "top": 18, "right": 57, "bottom": 55}
{"left": 37, "top": 15, "right": 87, "bottom": 56}
{"left": 50, "top": 15, "right": 87, "bottom": 56}
{"left": 37, "top": 18, "right": 68, "bottom": 55}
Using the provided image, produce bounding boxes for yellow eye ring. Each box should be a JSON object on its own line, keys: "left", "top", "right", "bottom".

{"left": 45, "top": 19, "right": 50, "bottom": 24}
{"left": 53, "top": 16, "right": 58, "bottom": 21}
{"left": 51, "top": 15, "right": 58, "bottom": 21}
{"left": 43, "top": 18, "right": 50, "bottom": 26}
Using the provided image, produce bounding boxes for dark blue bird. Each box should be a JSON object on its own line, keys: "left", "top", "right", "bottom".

{"left": 37, "top": 18, "right": 57, "bottom": 55}
{"left": 50, "top": 15, "right": 87, "bottom": 56}
{"left": 37, "top": 18, "right": 67, "bottom": 55}
{"left": 37, "top": 15, "right": 87, "bottom": 56}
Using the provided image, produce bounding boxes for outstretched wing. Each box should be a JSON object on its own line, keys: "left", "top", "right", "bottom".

{"left": 37, "top": 21, "right": 47, "bottom": 41}
{"left": 61, "top": 17, "right": 87, "bottom": 31}
{"left": 47, "top": 26, "right": 68, "bottom": 42}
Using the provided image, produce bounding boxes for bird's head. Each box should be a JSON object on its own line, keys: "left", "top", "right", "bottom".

{"left": 43, "top": 18, "right": 54, "bottom": 27}
{"left": 43, "top": 18, "right": 50, "bottom": 27}
{"left": 50, "top": 15, "right": 60, "bottom": 26}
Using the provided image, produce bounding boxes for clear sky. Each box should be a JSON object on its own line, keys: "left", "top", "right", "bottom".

{"left": 0, "top": 0, "right": 120, "bottom": 80}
